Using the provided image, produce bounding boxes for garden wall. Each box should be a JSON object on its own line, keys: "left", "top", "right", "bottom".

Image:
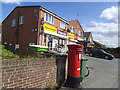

{"left": 2, "top": 58, "right": 58, "bottom": 88}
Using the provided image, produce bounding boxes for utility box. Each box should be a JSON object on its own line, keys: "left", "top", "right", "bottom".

{"left": 81, "top": 57, "right": 88, "bottom": 79}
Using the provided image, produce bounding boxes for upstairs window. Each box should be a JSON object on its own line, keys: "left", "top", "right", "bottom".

{"left": 84, "top": 37, "right": 86, "bottom": 41}
{"left": 79, "top": 31, "right": 82, "bottom": 36}
{"left": 19, "top": 16, "right": 24, "bottom": 25}
{"left": 90, "top": 38, "right": 92, "bottom": 42}
{"left": 45, "top": 13, "right": 54, "bottom": 24}
{"left": 70, "top": 26, "right": 75, "bottom": 34}
{"left": 12, "top": 19, "right": 16, "bottom": 27}
{"left": 60, "top": 21, "right": 66, "bottom": 30}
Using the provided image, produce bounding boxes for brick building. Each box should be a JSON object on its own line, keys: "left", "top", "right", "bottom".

{"left": 83, "top": 32, "right": 94, "bottom": 53}
{"left": 2, "top": 6, "right": 84, "bottom": 51}
{"left": 83, "top": 32, "right": 94, "bottom": 47}
{"left": 68, "top": 20, "right": 84, "bottom": 44}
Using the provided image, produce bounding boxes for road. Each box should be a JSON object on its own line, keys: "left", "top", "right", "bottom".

{"left": 82, "top": 55, "right": 119, "bottom": 88}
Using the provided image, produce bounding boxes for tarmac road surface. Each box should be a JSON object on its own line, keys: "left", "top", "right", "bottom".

{"left": 82, "top": 55, "right": 119, "bottom": 88}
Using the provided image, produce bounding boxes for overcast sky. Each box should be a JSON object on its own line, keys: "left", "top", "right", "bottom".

{"left": 0, "top": 0, "right": 119, "bottom": 48}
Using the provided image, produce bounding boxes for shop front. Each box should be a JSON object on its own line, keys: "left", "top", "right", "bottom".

{"left": 42, "top": 23, "right": 84, "bottom": 53}
{"left": 67, "top": 32, "right": 78, "bottom": 44}
{"left": 43, "top": 23, "right": 68, "bottom": 53}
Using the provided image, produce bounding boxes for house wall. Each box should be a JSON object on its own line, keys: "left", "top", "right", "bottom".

{"left": 87, "top": 33, "right": 94, "bottom": 47}
{"left": 2, "top": 7, "right": 40, "bottom": 49}
{"left": 41, "top": 11, "right": 69, "bottom": 31}
{"left": 2, "top": 8, "right": 18, "bottom": 45}
{"left": 39, "top": 10, "right": 69, "bottom": 46}
{"left": 69, "top": 20, "right": 84, "bottom": 39}
{"left": 2, "top": 6, "right": 70, "bottom": 50}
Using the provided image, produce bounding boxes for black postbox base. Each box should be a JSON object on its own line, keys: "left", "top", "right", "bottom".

{"left": 63, "top": 75, "right": 83, "bottom": 88}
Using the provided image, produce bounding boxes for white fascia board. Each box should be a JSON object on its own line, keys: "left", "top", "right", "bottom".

{"left": 44, "top": 30, "right": 68, "bottom": 39}
{"left": 69, "top": 39, "right": 78, "bottom": 42}
{"left": 29, "top": 45, "right": 48, "bottom": 48}
{"left": 78, "top": 38, "right": 84, "bottom": 41}
{"left": 41, "top": 7, "right": 69, "bottom": 24}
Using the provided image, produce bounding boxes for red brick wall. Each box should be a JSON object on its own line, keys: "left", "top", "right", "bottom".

{"left": 2, "top": 8, "right": 18, "bottom": 45}
{"left": 69, "top": 20, "right": 84, "bottom": 39}
{"left": 2, "top": 58, "right": 57, "bottom": 88}
{"left": 2, "top": 7, "right": 40, "bottom": 49}
{"left": 41, "top": 11, "right": 69, "bottom": 31}
{"left": 2, "top": 6, "right": 69, "bottom": 49}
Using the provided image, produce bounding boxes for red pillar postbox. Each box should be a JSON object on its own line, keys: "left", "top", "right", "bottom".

{"left": 64, "top": 44, "right": 83, "bottom": 88}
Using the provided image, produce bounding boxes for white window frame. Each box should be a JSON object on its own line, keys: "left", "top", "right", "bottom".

{"left": 84, "top": 37, "right": 86, "bottom": 41}
{"left": 12, "top": 19, "right": 16, "bottom": 27}
{"left": 79, "top": 30, "right": 83, "bottom": 36}
{"left": 19, "top": 16, "right": 24, "bottom": 25}
{"left": 90, "top": 38, "right": 92, "bottom": 42}
{"left": 45, "top": 13, "right": 54, "bottom": 25}
{"left": 29, "top": 43, "right": 35, "bottom": 45}
{"left": 60, "top": 21, "right": 66, "bottom": 30}
{"left": 70, "top": 26, "right": 75, "bottom": 34}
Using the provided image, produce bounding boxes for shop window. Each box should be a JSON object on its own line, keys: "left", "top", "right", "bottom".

{"left": 63, "top": 40, "right": 65, "bottom": 45}
{"left": 59, "top": 39, "right": 62, "bottom": 45}
{"left": 70, "top": 26, "right": 75, "bottom": 34}
{"left": 46, "top": 35, "right": 49, "bottom": 46}
{"left": 45, "top": 13, "right": 54, "bottom": 24}
{"left": 12, "top": 19, "right": 16, "bottom": 27}
{"left": 60, "top": 21, "right": 66, "bottom": 30}
{"left": 19, "top": 16, "right": 24, "bottom": 25}
{"left": 44, "top": 34, "right": 46, "bottom": 46}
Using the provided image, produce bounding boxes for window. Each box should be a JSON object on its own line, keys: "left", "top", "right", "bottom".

{"left": 12, "top": 19, "right": 16, "bottom": 27}
{"left": 29, "top": 43, "right": 35, "bottom": 45}
{"left": 70, "top": 26, "right": 75, "bottom": 34}
{"left": 90, "top": 38, "right": 92, "bottom": 42}
{"left": 45, "top": 13, "right": 54, "bottom": 24}
{"left": 60, "top": 21, "right": 66, "bottom": 30}
{"left": 19, "top": 16, "right": 24, "bottom": 25}
{"left": 84, "top": 37, "right": 86, "bottom": 41}
{"left": 46, "top": 13, "right": 48, "bottom": 21}
{"left": 79, "top": 31, "right": 82, "bottom": 36}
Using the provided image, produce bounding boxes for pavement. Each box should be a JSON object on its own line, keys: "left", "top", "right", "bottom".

{"left": 81, "top": 54, "right": 119, "bottom": 88}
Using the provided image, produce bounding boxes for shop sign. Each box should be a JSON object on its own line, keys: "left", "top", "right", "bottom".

{"left": 67, "top": 32, "right": 75, "bottom": 39}
{"left": 43, "top": 23, "right": 57, "bottom": 34}
{"left": 57, "top": 29, "right": 67, "bottom": 36}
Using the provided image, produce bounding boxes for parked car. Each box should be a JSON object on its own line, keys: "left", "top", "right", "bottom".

{"left": 88, "top": 48, "right": 114, "bottom": 60}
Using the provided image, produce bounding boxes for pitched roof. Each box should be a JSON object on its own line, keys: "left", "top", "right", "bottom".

{"left": 2, "top": 6, "right": 69, "bottom": 24}
{"left": 93, "top": 40, "right": 106, "bottom": 47}
{"left": 69, "top": 19, "right": 78, "bottom": 22}
{"left": 69, "top": 19, "right": 84, "bottom": 33}
{"left": 84, "top": 32, "right": 91, "bottom": 37}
